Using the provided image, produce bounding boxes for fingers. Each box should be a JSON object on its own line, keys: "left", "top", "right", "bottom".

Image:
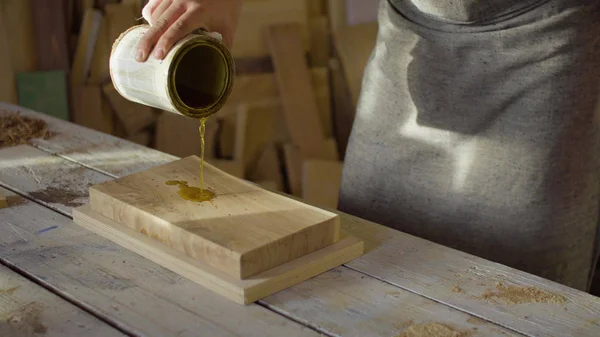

{"left": 141, "top": 0, "right": 161, "bottom": 25}
{"left": 154, "top": 10, "right": 199, "bottom": 58}
{"left": 136, "top": 1, "right": 185, "bottom": 62}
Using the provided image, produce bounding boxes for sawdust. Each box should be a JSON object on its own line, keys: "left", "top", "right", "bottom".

{"left": 28, "top": 186, "right": 85, "bottom": 208}
{"left": 0, "top": 112, "right": 51, "bottom": 149}
{"left": 479, "top": 282, "right": 567, "bottom": 305}
{"left": 0, "top": 286, "right": 20, "bottom": 294}
{"left": 6, "top": 301, "right": 47, "bottom": 335}
{"left": 397, "top": 323, "right": 469, "bottom": 337}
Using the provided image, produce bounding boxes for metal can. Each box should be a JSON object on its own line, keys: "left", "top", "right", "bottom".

{"left": 109, "top": 24, "right": 235, "bottom": 119}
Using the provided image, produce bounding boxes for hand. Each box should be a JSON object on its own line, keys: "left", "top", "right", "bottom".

{"left": 136, "top": 0, "right": 243, "bottom": 62}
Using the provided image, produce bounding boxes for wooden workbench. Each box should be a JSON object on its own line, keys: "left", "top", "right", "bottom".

{"left": 1, "top": 102, "right": 599, "bottom": 337}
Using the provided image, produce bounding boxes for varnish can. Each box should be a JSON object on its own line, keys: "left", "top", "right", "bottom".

{"left": 109, "top": 25, "right": 235, "bottom": 119}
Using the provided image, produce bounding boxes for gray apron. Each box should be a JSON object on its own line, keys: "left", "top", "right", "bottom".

{"left": 338, "top": 0, "right": 600, "bottom": 291}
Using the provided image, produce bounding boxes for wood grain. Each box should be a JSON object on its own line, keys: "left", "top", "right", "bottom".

{"left": 88, "top": 155, "right": 341, "bottom": 279}
{"left": 74, "top": 205, "right": 363, "bottom": 304}
{"left": 267, "top": 23, "right": 333, "bottom": 160}
{"left": 0, "top": 263, "right": 124, "bottom": 336}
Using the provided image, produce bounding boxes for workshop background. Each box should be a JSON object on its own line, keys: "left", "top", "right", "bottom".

{"left": 0, "top": 0, "right": 379, "bottom": 210}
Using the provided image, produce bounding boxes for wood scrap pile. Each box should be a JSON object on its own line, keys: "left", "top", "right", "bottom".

{"left": 0, "top": 0, "right": 380, "bottom": 210}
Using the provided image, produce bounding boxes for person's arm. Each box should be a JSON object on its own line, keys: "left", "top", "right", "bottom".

{"left": 135, "top": 0, "right": 243, "bottom": 62}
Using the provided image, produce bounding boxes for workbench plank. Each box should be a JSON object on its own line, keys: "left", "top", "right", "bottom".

{"left": 1, "top": 262, "right": 124, "bottom": 337}
{"left": 4, "top": 104, "right": 600, "bottom": 336}
{"left": 340, "top": 213, "right": 600, "bottom": 337}
{"left": 0, "top": 103, "right": 176, "bottom": 178}
{"left": 0, "top": 187, "right": 320, "bottom": 337}
{"left": 265, "top": 267, "right": 522, "bottom": 337}
{"left": 0, "top": 147, "right": 521, "bottom": 336}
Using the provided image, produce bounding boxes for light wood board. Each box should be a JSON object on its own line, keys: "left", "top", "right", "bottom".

{"left": 74, "top": 205, "right": 364, "bottom": 304}
{"left": 267, "top": 23, "right": 333, "bottom": 160}
{"left": 87, "top": 155, "right": 342, "bottom": 279}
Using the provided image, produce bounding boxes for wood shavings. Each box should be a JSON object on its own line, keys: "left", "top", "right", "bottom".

{"left": 398, "top": 323, "right": 469, "bottom": 337}
{"left": 479, "top": 282, "right": 567, "bottom": 305}
{"left": 0, "top": 112, "right": 50, "bottom": 149}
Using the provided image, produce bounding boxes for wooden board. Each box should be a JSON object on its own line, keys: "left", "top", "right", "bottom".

{"left": 333, "top": 21, "right": 378, "bottom": 107}
{"left": 0, "top": 263, "right": 124, "bottom": 336}
{"left": 0, "top": 144, "right": 523, "bottom": 337}
{"left": 301, "top": 159, "right": 344, "bottom": 209}
{"left": 0, "top": 190, "right": 6, "bottom": 209}
{"left": 267, "top": 23, "right": 333, "bottom": 160}
{"left": 155, "top": 112, "right": 219, "bottom": 159}
{"left": 87, "top": 155, "right": 343, "bottom": 279}
{"left": 71, "top": 8, "right": 103, "bottom": 86}
{"left": 232, "top": 0, "right": 309, "bottom": 58}
{"left": 72, "top": 85, "right": 112, "bottom": 134}
{"left": 102, "top": 82, "right": 155, "bottom": 136}
{"left": 74, "top": 205, "right": 363, "bottom": 304}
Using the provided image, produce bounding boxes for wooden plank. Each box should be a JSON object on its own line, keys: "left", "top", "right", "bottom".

{"left": 329, "top": 58, "right": 355, "bottom": 159}
{"left": 0, "top": 190, "right": 7, "bottom": 209}
{"left": 1, "top": 0, "right": 37, "bottom": 74}
{"left": 155, "top": 112, "right": 218, "bottom": 159}
{"left": 283, "top": 140, "right": 339, "bottom": 197}
{"left": 248, "top": 144, "right": 285, "bottom": 192}
{"left": 340, "top": 213, "right": 600, "bottom": 337}
{"left": 333, "top": 21, "right": 378, "bottom": 107}
{"left": 31, "top": 0, "right": 70, "bottom": 71}
{"left": 0, "top": 146, "right": 522, "bottom": 337}
{"left": 233, "top": 0, "right": 309, "bottom": 58}
{"left": 217, "top": 67, "right": 332, "bottom": 158}
{"left": 301, "top": 160, "right": 343, "bottom": 209}
{"left": 0, "top": 259, "right": 125, "bottom": 336}
{"left": 265, "top": 266, "right": 522, "bottom": 337}
{"left": 327, "top": 0, "right": 347, "bottom": 34}
{"left": 88, "top": 15, "right": 110, "bottom": 84}
{"left": 267, "top": 24, "right": 333, "bottom": 160}
{"left": 72, "top": 85, "right": 113, "bottom": 133}
{"left": 104, "top": 3, "right": 136, "bottom": 47}
{"left": 0, "top": 102, "right": 175, "bottom": 178}
{"left": 71, "top": 8, "right": 103, "bottom": 86}
{"left": 87, "top": 155, "right": 342, "bottom": 279}
{"left": 0, "top": 184, "right": 320, "bottom": 337}
{"left": 0, "top": 18, "right": 15, "bottom": 104}
{"left": 309, "top": 16, "right": 330, "bottom": 67}
{"left": 74, "top": 205, "right": 363, "bottom": 304}
{"left": 127, "top": 131, "right": 151, "bottom": 147}
{"left": 234, "top": 102, "right": 283, "bottom": 174}
{"left": 102, "top": 82, "right": 155, "bottom": 136}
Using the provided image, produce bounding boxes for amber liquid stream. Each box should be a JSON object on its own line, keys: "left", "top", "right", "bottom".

{"left": 165, "top": 117, "right": 215, "bottom": 202}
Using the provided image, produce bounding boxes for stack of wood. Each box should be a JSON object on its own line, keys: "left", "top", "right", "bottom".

{"left": 0, "top": 0, "right": 380, "bottom": 210}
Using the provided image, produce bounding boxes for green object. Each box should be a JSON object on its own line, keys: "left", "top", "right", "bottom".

{"left": 16, "top": 70, "right": 70, "bottom": 120}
